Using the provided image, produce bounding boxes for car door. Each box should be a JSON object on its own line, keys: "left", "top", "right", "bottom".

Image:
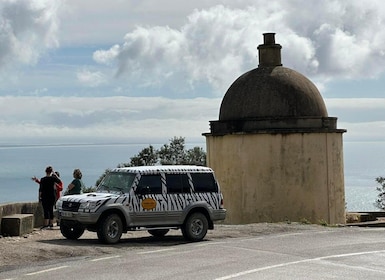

{"left": 165, "top": 173, "right": 192, "bottom": 224}
{"left": 130, "top": 173, "right": 168, "bottom": 226}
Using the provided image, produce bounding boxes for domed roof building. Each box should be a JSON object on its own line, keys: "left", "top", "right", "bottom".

{"left": 220, "top": 65, "right": 328, "bottom": 120}
{"left": 204, "top": 33, "right": 346, "bottom": 225}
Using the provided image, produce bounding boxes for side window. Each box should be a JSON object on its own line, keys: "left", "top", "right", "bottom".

{"left": 136, "top": 174, "right": 162, "bottom": 195}
{"left": 166, "top": 174, "right": 190, "bottom": 193}
{"left": 191, "top": 173, "right": 218, "bottom": 192}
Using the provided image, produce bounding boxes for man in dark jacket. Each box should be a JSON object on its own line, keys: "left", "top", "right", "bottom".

{"left": 39, "top": 166, "right": 62, "bottom": 229}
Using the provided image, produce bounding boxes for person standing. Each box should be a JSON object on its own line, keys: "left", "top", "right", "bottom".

{"left": 53, "top": 171, "right": 63, "bottom": 227}
{"left": 32, "top": 170, "right": 63, "bottom": 202}
{"left": 53, "top": 171, "right": 63, "bottom": 201}
{"left": 39, "top": 166, "right": 62, "bottom": 229}
{"left": 66, "top": 168, "right": 84, "bottom": 195}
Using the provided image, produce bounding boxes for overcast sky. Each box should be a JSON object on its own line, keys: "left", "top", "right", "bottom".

{"left": 1, "top": 0, "right": 385, "bottom": 145}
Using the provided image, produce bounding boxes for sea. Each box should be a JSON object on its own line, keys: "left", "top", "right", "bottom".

{"left": 0, "top": 141, "right": 383, "bottom": 212}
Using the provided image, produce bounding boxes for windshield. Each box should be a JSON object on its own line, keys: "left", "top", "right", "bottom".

{"left": 97, "top": 172, "right": 136, "bottom": 194}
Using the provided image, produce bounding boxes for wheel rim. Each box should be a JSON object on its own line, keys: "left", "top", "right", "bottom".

{"left": 191, "top": 218, "right": 203, "bottom": 235}
{"left": 107, "top": 219, "right": 119, "bottom": 238}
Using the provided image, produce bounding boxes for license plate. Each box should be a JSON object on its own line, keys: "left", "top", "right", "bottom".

{"left": 60, "top": 211, "right": 73, "bottom": 217}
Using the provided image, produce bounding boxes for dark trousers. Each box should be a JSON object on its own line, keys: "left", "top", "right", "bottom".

{"left": 41, "top": 200, "right": 54, "bottom": 220}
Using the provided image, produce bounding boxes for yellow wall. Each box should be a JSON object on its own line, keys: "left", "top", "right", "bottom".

{"left": 206, "top": 132, "right": 345, "bottom": 225}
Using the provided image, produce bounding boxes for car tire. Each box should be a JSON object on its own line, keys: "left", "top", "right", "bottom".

{"left": 182, "top": 212, "right": 208, "bottom": 242}
{"left": 97, "top": 213, "right": 123, "bottom": 244}
{"left": 148, "top": 229, "right": 169, "bottom": 237}
{"left": 60, "top": 220, "right": 85, "bottom": 240}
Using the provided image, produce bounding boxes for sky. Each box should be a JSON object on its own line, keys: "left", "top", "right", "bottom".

{"left": 1, "top": 0, "right": 385, "bottom": 146}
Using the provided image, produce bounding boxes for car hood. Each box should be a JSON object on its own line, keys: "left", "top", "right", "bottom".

{"left": 59, "top": 192, "right": 121, "bottom": 202}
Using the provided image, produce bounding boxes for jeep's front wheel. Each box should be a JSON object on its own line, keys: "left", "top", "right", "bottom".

{"left": 182, "top": 212, "right": 208, "bottom": 242}
{"left": 97, "top": 213, "right": 123, "bottom": 244}
{"left": 60, "top": 220, "right": 85, "bottom": 240}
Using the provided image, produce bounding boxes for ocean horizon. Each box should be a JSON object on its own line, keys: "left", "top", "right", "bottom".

{"left": 0, "top": 141, "right": 383, "bottom": 212}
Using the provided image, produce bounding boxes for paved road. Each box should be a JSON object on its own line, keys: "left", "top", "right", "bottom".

{"left": 2, "top": 226, "right": 385, "bottom": 279}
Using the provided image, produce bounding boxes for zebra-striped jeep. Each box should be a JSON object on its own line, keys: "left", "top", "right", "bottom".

{"left": 56, "top": 165, "right": 226, "bottom": 244}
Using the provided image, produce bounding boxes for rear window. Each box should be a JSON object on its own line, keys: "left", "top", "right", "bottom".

{"left": 191, "top": 173, "right": 218, "bottom": 192}
{"left": 166, "top": 174, "right": 190, "bottom": 193}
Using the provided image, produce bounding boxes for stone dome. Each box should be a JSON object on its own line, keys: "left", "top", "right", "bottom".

{"left": 219, "top": 66, "right": 328, "bottom": 121}
{"left": 219, "top": 33, "right": 328, "bottom": 121}
{"left": 206, "top": 33, "right": 343, "bottom": 135}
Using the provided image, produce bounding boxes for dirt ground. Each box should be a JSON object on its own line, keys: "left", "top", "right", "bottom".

{"left": 0, "top": 223, "right": 329, "bottom": 272}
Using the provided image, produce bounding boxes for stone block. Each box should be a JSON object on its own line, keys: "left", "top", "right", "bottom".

{"left": 1, "top": 214, "right": 34, "bottom": 236}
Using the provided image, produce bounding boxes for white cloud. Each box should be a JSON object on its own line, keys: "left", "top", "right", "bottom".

{"left": 1, "top": 0, "right": 385, "bottom": 147}
{"left": 77, "top": 69, "right": 107, "bottom": 87}
{"left": 0, "top": 0, "right": 61, "bottom": 68}
{"left": 340, "top": 121, "right": 385, "bottom": 142}
{"left": 1, "top": 96, "right": 385, "bottom": 145}
{"left": 326, "top": 98, "right": 385, "bottom": 109}
{"left": 0, "top": 96, "right": 221, "bottom": 144}
{"left": 93, "top": 45, "right": 120, "bottom": 65}
{"left": 325, "top": 98, "right": 385, "bottom": 123}
{"left": 91, "top": 1, "right": 385, "bottom": 95}
{"left": 2, "top": 0, "right": 385, "bottom": 99}
{"left": 325, "top": 98, "right": 385, "bottom": 141}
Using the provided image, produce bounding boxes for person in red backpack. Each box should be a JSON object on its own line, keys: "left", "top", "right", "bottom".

{"left": 53, "top": 171, "right": 63, "bottom": 201}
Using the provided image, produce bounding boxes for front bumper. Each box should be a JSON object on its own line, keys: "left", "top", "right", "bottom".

{"left": 58, "top": 210, "right": 100, "bottom": 224}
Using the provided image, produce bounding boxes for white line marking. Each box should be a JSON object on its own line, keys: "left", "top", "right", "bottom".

{"left": 137, "top": 248, "right": 175, "bottom": 254}
{"left": 90, "top": 255, "right": 120, "bottom": 262}
{"left": 214, "top": 250, "right": 385, "bottom": 280}
{"left": 26, "top": 266, "right": 68, "bottom": 275}
{"left": 196, "top": 242, "right": 227, "bottom": 247}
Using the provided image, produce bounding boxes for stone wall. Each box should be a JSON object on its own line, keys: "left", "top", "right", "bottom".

{"left": 0, "top": 202, "right": 44, "bottom": 233}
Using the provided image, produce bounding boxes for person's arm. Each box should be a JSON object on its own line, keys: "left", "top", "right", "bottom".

{"left": 32, "top": 176, "right": 40, "bottom": 184}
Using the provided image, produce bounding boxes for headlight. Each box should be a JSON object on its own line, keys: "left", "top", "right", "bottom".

{"left": 80, "top": 201, "right": 97, "bottom": 210}
{"left": 56, "top": 200, "right": 63, "bottom": 208}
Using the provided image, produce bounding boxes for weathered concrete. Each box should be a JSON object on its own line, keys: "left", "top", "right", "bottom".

{"left": 206, "top": 132, "right": 346, "bottom": 225}
{"left": 0, "top": 202, "right": 43, "bottom": 233}
{"left": 1, "top": 214, "right": 34, "bottom": 236}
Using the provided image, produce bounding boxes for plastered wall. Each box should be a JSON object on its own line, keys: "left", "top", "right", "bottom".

{"left": 206, "top": 132, "right": 345, "bottom": 225}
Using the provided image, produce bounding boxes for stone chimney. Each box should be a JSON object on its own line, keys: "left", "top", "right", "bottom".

{"left": 257, "top": 33, "right": 282, "bottom": 67}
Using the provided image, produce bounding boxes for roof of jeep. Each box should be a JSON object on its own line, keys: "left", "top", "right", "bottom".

{"left": 111, "top": 165, "right": 213, "bottom": 174}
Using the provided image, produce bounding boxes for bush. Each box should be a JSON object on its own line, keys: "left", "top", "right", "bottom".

{"left": 374, "top": 176, "right": 385, "bottom": 210}
{"left": 82, "top": 186, "right": 97, "bottom": 193}
{"left": 95, "top": 137, "right": 206, "bottom": 186}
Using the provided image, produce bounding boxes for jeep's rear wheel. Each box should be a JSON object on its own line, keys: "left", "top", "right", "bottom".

{"left": 97, "top": 213, "right": 123, "bottom": 244}
{"left": 148, "top": 229, "right": 169, "bottom": 237}
{"left": 60, "top": 220, "right": 85, "bottom": 240}
{"left": 182, "top": 212, "right": 208, "bottom": 242}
